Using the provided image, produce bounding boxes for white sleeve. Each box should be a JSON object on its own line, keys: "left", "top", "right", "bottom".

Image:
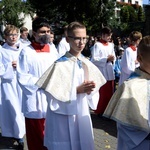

{"left": 121, "top": 49, "right": 136, "bottom": 75}
{"left": 87, "top": 92, "right": 99, "bottom": 110}
{"left": 91, "top": 43, "right": 107, "bottom": 68}
{"left": 0, "top": 52, "right": 15, "bottom": 79}
{"left": 17, "top": 49, "right": 39, "bottom": 94}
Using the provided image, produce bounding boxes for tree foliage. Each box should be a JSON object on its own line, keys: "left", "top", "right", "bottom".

{"left": 120, "top": 6, "right": 130, "bottom": 23}
{"left": 0, "top": 0, "right": 32, "bottom": 27}
{"left": 138, "top": 6, "right": 145, "bottom": 22}
{"left": 27, "top": 0, "right": 116, "bottom": 34}
{"left": 119, "top": 4, "right": 145, "bottom": 35}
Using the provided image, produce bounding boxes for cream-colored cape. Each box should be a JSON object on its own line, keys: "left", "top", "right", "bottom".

{"left": 36, "top": 52, "right": 106, "bottom": 102}
{"left": 104, "top": 68, "right": 150, "bottom": 132}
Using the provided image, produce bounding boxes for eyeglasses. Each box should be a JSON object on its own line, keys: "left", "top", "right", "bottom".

{"left": 7, "top": 34, "right": 18, "bottom": 37}
{"left": 68, "top": 36, "right": 88, "bottom": 43}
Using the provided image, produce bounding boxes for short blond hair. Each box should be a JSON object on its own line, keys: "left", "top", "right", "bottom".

{"left": 4, "top": 25, "right": 19, "bottom": 36}
{"left": 129, "top": 31, "right": 142, "bottom": 42}
{"left": 67, "top": 21, "right": 86, "bottom": 36}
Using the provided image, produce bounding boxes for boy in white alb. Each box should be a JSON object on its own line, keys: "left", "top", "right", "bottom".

{"left": 0, "top": 25, "right": 25, "bottom": 149}
{"left": 17, "top": 17, "right": 58, "bottom": 150}
{"left": 119, "top": 31, "right": 142, "bottom": 85}
{"left": 91, "top": 27, "right": 116, "bottom": 115}
{"left": 104, "top": 35, "right": 150, "bottom": 150}
{"left": 36, "top": 21, "right": 106, "bottom": 150}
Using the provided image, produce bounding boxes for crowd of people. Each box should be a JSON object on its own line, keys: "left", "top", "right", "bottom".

{"left": 0, "top": 16, "right": 150, "bottom": 150}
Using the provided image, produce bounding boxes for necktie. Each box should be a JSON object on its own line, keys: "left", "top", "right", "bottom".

{"left": 77, "top": 59, "right": 82, "bottom": 68}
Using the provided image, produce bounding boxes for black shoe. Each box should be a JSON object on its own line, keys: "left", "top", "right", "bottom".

{"left": 15, "top": 138, "right": 24, "bottom": 150}
{"left": 17, "top": 142, "right": 24, "bottom": 150}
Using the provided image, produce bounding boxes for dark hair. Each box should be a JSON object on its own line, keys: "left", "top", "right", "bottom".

{"left": 32, "top": 17, "right": 50, "bottom": 32}
{"left": 101, "top": 27, "right": 112, "bottom": 35}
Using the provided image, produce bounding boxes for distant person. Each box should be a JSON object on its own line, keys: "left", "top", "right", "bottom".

{"left": 18, "top": 26, "right": 31, "bottom": 46}
{"left": 119, "top": 31, "right": 142, "bottom": 85}
{"left": 81, "top": 35, "right": 95, "bottom": 59}
{"left": 17, "top": 17, "right": 58, "bottom": 150}
{"left": 104, "top": 35, "right": 150, "bottom": 150}
{"left": 36, "top": 21, "right": 106, "bottom": 150}
{"left": 114, "top": 47, "right": 124, "bottom": 85}
{"left": 0, "top": 25, "right": 25, "bottom": 149}
{"left": 57, "top": 25, "right": 70, "bottom": 57}
{"left": 49, "top": 31, "right": 58, "bottom": 56}
{"left": 91, "top": 27, "right": 116, "bottom": 115}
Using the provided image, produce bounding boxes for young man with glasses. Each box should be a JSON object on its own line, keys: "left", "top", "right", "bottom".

{"left": 0, "top": 25, "right": 25, "bottom": 149}
{"left": 36, "top": 21, "right": 106, "bottom": 150}
{"left": 17, "top": 17, "right": 59, "bottom": 150}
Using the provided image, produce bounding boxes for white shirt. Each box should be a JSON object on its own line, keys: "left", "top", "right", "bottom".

{"left": 91, "top": 41, "right": 116, "bottom": 80}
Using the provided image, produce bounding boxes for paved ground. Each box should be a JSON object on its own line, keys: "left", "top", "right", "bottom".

{"left": 0, "top": 111, "right": 117, "bottom": 150}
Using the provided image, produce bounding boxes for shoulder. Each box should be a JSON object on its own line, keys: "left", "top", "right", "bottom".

{"left": 56, "top": 55, "right": 69, "bottom": 62}
{"left": 94, "top": 42, "right": 101, "bottom": 46}
{"left": 20, "top": 45, "right": 35, "bottom": 55}
{"left": 125, "top": 47, "right": 133, "bottom": 52}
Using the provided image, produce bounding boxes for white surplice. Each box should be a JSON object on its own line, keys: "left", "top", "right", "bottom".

{"left": 17, "top": 44, "right": 58, "bottom": 119}
{"left": 119, "top": 47, "right": 139, "bottom": 85}
{"left": 91, "top": 41, "right": 116, "bottom": 81}
{"left": 36, "top": 53, "right": 106, "bottom": 150}
{"left": 0, "top": 43, "right": 25, "bottom": 138}
{"left": 57, "top": 37, "right": 70, "bottom": 58}
{"left": 104, "top": 68, "right": 150, "bottom": 149}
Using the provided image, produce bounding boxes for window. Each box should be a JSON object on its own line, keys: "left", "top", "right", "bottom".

{"left": 128, "top": 0, "right": 132, "bottom": 3}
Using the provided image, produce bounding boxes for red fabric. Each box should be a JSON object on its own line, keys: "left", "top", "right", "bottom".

{"left": 25, "top": 118, "right": 47, "bottom": 150}
{"left": 31, "top": 42, "right": 50, "bottom": 53}
{"left": 129, "top": 45, "right": 136, "bottom": 51}
{"left": 99, "top": 39, "right": 108, "bottom": 46}
{"left": 94, "top": 80, "right": 114, "bottom": 114}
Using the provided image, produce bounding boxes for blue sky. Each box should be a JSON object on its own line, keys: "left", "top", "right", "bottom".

{"left": 143, "top": 0, "right": 150, "bottom": 4}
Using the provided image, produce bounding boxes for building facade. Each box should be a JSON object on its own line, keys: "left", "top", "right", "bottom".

{"left": 116, "top": 0, "right": 143, "bottom": 6}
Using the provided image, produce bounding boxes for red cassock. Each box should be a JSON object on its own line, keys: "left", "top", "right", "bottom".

{"left": 94, "top": 80, "right": 114, "bottom": 115}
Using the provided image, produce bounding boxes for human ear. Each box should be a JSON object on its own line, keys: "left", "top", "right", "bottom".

{"left": 32, "top": 31, "right": 36, "bottom": 38}
{"left": 66, "top": 36, "right": 69, "bottom": 43}
{"left": 137, "top": 54, "right": 142, "bottom": 63}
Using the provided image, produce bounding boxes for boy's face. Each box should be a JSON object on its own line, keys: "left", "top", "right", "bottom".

{"left": 101, "top": 33, "right": 112, "bottom": 42}
{"left": 67, "top": 28, "right": 87, "bottom": 56}
{"left": 49, "top": 34, "right": 54, "bottom": 43}
{"left": 21, "top": 30, "right": 29, "bottom": 40}
{"left": 5, "top": 30, "right": 18, "bottom": 46}
{"left": 33, "top": 26, "right": 51, "bottom": 44}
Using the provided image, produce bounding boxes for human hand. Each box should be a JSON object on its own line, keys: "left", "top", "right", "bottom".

{"left": 12, "top": 61, "right": 17, "bottom": 68}
{"left": 135, "top": 60, "right": 139, "bottom": 64}
{"left": 77, "top": 81, "right": 96, "bottom": 95}
{"left": 107, "top": 55, "right": 115, "bottom": 62}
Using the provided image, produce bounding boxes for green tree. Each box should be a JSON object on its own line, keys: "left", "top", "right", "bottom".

{"left": 0, "top": 0, "right": 32, "bottom": 27}
{"left": 27, "top": 0, "right": 116, "bottom": 34}
{"left": 127, "top": 5, "right": 138, "bottom": 22}
{"left": 120, "top": 6, "right": 130, "bottom": 23}
{"left": 143, "top": 5, "right": 150, "bottom": 35}
{"left": 138, "top": 6, "right": 145, "bottom": 22}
